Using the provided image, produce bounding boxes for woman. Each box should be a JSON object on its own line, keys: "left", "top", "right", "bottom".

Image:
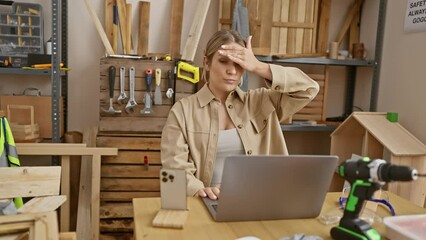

{"left": 161, "top": 29, "right": 319, "bottom": 200}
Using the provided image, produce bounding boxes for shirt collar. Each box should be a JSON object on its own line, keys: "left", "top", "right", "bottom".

{"left": 197, "top": 84, "right": 245, "bottom": 107}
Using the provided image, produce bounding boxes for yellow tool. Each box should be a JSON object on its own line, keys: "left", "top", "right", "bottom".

{"left": 177, "top": 61, "right": 199, "bottom": 84}
{"left": 31, "top": 63, "right": 64, "bottom": 68}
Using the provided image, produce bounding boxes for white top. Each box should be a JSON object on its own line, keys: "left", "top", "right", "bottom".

{"left": 211, "top": 128, "right": 245, "bottom": 187}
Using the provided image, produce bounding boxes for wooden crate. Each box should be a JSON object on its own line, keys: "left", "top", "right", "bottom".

{"left": 99, "top": 57, "right": 197, "bottom": 133}
{"left": 291, "top": 68, "right": 329, "bottom": 122}
{"left": 97, "top": 133, "right": 162, "bottom": 239}
{"left": 219, "top": 0, "right": 320, "bottom": 57}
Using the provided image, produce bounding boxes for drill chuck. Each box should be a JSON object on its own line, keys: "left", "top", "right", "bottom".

{"left": 378, "top": 163, "right": 418, "bottom": 182}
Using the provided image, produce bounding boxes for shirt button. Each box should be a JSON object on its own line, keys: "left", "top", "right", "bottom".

{"left": 237, "top": 124, "right": 244, "bottom": 129}
{"left": 263, "top": 119, "right": 267, "bottom": 125}
{"left": 274, "top": 86, "right": 280, "bottom": 90}
{"left": 228, "top": 104, "right": 233, "bottom": 109}
{"left": 247, "top": 150, "right": 252, "bottom": 155}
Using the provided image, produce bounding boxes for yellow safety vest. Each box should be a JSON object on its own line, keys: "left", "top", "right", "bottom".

{"left": 1, "top": 117, "right": 23, "bottom": 207}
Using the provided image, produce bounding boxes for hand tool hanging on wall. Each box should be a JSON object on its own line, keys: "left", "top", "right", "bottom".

{"left": 117, "top": 66, "right": 128, "bottom": 104}
{"left": 125, "top": 67, "right": 137, "bottom": 113}
{"left": 141, "top": 69, "right": 153, "bottom": 114}
{"left": 166, "top": 70, "right": 174, "bottom": 99}
{"left": 154, "top": 68, "right": 162, "bottom": 105}
{"left": 177, "top": 61, "right": 200, "bottom": 84}
{"left": 103, "top": 66, "right": 122, "bottom": 114}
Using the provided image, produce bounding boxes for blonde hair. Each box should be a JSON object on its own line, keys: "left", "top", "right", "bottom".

{"left": 203, "top": 29, "right": 246, "bottom": 85}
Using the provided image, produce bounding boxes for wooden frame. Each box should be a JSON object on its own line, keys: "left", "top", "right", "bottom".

{"left": 219, "top": 0, "right": 320, "bottom": 57}
{"left": 0, "top": 211, "right": 59, "bottom": 240}
{"left": 16, "top": 143, "right": 118, "bottom": 240}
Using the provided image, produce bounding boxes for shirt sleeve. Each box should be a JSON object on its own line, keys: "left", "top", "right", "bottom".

{"left": 161, "top": 102, "right": 205, "bottom": 196}
{"left": 263, "top": 64, "right": 320, "bottom": 122}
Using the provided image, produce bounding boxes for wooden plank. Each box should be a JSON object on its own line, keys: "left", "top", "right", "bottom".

{"left": 102, "top": 151, "right": 161, "bottom": 164}
{"left": 83, "top": 0, "right": 114, "bottom": 55}
{"left": 0, "top": 167, "right": 61, "bottom": 199}
{"left": 248, "top": 0, "right": 260, "bottom": 47}
{"left": 92, "top": 154, "right": 102, "bottom": 240}
{"left": 97, "top": 135, "right": 161, "bottom": 150}
{"left": 302, "top": 0, "right": 314, "bottom": 54}
{"left": 17, "top": 195, "right": 66, "bottom": 214}
{"left": 295, "top": 0, "right": 306, "bottom": 54}
{"left": 181, "top": 0, "right": 211, "bottom": 62}
{"left": 316, "top": 0, "right": 330, "bottom": 53}
{"left": 138, "top": 1, "right": 150, "bottom": 56}
{"left": 102, "top": 165, "right": 161, "bottom": 178}
{"left": 116, "top": 0, "right": 128, "bottom": 54}
{"left": 278, "top": 0, "right": 290, "bottom": 54}
{"left": 100, "top": 191, "right": 160, "bottom": 202}
{"left": 169, "top": 0, "right": 184, "bottom": 58}
{"left": 76, "top": 127, "right": 97, "bottom": 240}
{"left": 100, "top": 219, "right": 133, "bottom": 233}
{"left": 101, "top": 178, "right": 160, "bottom": 191}
{"left": 125, "top": 3, "right": 133, "bottom": 54}
{"left": 257, "top": 0, "right": 273, "bottom": 55}
{"left": 335, "top": 0, "right": 364, "bottom": 45}
{"left": 286, "top": 0, "right": 298, "bottom": 54}
{"left": 349, "top": 0, "right": 362, "bottom": 57}
{"left": 98, "top": 117, "right": 168, "bottom": 133}
{"left": 100, "top": 202, "right": 133, "bottom": 219}
{"left": 105, "top": 0, "right": 115, "bottom": 51}
{"left": 311, "top": 0, "right": 319, "bottom": 54}
{"left": 271, "top": 0, "right": 282, "bottom": 55}
{"left": 60, "top": 155, "right": 71, "bottom": 232}
{"left": 321, "top": 66, "right": 329, "bottom": 121}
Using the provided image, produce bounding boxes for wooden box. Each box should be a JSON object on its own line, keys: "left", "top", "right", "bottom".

{"left": 99, "top": 57, "right": 196, "bottom": 133}
{"left": 7, "top": 105, "right": 40, "bottom": 141}
{"left": 97, "top": 133, "right": 162, "bottom": 238}
{"left": 219, "top": 0, "right": 320, "bottom": 57}
{"left": 0, "top": 95, "right": 64, "bottom": 138}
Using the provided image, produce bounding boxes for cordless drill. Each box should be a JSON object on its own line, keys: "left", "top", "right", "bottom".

{"left": 330, "top": 157, "right": 420, "bottom": 240}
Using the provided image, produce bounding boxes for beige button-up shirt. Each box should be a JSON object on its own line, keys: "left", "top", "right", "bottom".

{"left": 161, "top": 64, "right": 319, "bottom": 196}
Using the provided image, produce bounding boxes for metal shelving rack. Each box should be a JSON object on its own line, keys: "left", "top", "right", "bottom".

{"left": 0, "top": 0, "right": 67, "bottom": 143}
{"left": 258, "top": 0, "right": 387, "bottom": 123}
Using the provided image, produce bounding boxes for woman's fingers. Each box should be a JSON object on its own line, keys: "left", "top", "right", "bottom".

{"left": 197, "top": 187, "right": 220, "bottom": 200}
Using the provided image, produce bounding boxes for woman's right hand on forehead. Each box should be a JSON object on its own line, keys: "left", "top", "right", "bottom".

{"left": 218, "top": 35, "right": 260, "bottom": 73}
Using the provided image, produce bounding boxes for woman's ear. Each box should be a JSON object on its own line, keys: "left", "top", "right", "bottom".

{"left": 203, "top": 56, "right": 210, "bottom": 71}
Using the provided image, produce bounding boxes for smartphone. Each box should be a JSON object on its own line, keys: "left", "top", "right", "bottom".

{"left": 160, "top": 168, "right": 187, "bottom": 210}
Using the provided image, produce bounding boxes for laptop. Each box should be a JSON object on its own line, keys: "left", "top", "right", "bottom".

{"left": 202, "top": 155, "right": 339, "bottom": 222}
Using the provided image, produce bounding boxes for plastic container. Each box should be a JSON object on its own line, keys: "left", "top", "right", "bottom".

{"left": 383, "top": 214, "right": 426, "bottom": 240}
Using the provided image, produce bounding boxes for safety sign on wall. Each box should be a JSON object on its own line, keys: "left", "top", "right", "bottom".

{"left": 405, "top": 0, "right": 426, "bottom": 32}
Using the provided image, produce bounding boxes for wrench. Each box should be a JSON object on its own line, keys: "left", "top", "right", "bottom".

{"left": 125, "top": 67, "right": 137, "bottom": 113}
{"left": 117, "top": 66, "right": 128, "bottom": 104}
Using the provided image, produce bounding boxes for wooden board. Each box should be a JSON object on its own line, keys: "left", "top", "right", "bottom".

{"left": 219, "top": 0, "right": 319, "bottom": 57}
{"left": 138, "top": 1, "right": 150, "bottom": 56}
{"left": 169, "top": 0, "right": 184, "bottom": 58}
{"left": 152, "top": 209, "right": 189, "bottom": 229}
{"left": 316, "top": 0, "right": 330, "bottom": 53}
{"left": 181, "top": 0, "right": 211, "bottom": 62}
{"left": 104, "top": 0, "right": 115, "bottom": 51}
{"left": 84, "top": 0, "right": 114, "bottom": 55}
{"left": 116, "top": 0, "right": 128, "bottom": 54}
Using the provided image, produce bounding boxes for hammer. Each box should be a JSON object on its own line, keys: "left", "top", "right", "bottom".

{"left": 103, "top": 66, "right": 122, "bottom": 114}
